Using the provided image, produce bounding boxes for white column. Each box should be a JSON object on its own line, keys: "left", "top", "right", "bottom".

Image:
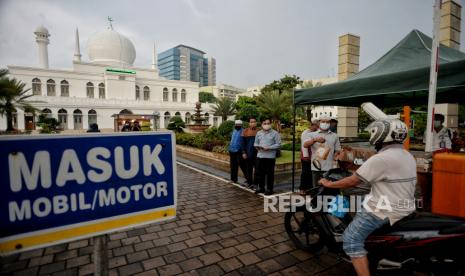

{"left": 82, "top": 109, "right": 89, "bottom": 130}
{"left": 17, "top": 110, "right": 25, "bottom": 130}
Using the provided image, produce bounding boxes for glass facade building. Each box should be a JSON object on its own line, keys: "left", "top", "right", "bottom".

{"left": 158, "top": 45, "right": 215, "bottom": 86}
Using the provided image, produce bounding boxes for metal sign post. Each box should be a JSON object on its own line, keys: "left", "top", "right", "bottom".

{"left": 93, "top": 235, "right": 108, "bottom": 276}
{"left": 425, "top": 0, "right": 442, "bottom": 153}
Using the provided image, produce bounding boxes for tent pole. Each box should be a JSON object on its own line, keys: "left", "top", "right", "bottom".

{"left": 291, "top": 91, "right": 296, "bottom": 193}
{"left": 425, "top": 0, "right": 442, "bottom": 153}
{"left": 403, "top": 106, "right": 411, "bottom": 150}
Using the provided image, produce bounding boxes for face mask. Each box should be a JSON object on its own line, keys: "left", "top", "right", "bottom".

{"left": 329, "top": 126, "right": 337, "bottom": 132}
{"left": 320, "top": 123, "right": 330, "bottom": 130}
{"left": 434, "top": 120, "right": 442, "bottom": 128}
{"left": 235, "top": 126, "right": 242, "bottom": 130}
{"left": 262, "top": 124, "right": 271, "bottom": 130}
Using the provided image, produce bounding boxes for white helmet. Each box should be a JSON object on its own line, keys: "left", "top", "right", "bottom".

{"left": 366, "top": 119, "right": 408, "bottom": 145}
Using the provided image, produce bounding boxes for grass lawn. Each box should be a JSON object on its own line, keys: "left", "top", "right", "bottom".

{"left": 276, "top": 150, "right": 300, "bottom": 164}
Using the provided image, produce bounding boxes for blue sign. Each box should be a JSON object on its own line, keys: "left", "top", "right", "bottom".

{"left": 0, "top": 132, "right": 177, "bottom": 255}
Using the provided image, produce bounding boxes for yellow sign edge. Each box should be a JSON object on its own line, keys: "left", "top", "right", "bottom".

{"left": 0, "top": 208, "right": 176, "bottom": 254}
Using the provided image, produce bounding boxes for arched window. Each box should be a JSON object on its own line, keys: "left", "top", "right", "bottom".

{"left": 204, "top": 112, "right": 210, "bottom": 124}
{"left": 73, "top": 109, "right": 83, "bottom": 130}
{"left": 98, "top": 83, "right": 105, "bottom": 99}
{"left": 42, "top": 108, "right": 52, "bottom": 118}
{"left": 58, "top": 108, "right": 67, "bottom": 130}
{"left": 86, "top": 82, "right": 94, "bottom": 98}
{"left": 135, "top": 85, "right": 140, "bottom": 100}
{"left": 32, "top": 78, "right": 41, "bottom": 95}
{"left": 47, "top": 79, "right": 55, "bottom": 96}
{"left": 213, "top": 117, "right": 219, "bottom": 127}
{"left": 181, "top": 89, "right": 186, "bottom": 103}
{"left": 185, "top": 112, "right": 191, "bottom": 124}
{"left": 119, "top": 109, "right": 133, "bottom": 115}
{"left": 143, "top": 86, "right": 150, "bottom": 101}
{"left": 172, "top": 88, "right": 178, "bottom": 102}
{"left": 164, "top": 112, "right": 171, "bottom": 128}
{"left": 88, "top": 109, "right": 97, "bottom": 127}
{"left": 163, "top": 88, "right": 169, "bottom": 102}
{"left": 60, "top": 80, "right": 69, "bottom": 97}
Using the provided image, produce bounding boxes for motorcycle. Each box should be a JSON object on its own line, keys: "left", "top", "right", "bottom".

{"left": 284, "top": 168, "right": 465, "bottom": 275}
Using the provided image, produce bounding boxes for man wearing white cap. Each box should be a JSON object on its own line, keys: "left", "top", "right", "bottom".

{"left": 229, "top": 120, "right": 247, "bottom": 183}
{"left": 304, "top": 115, "right": 341, "bottom": 188}
{"left": 299, "top": 118, "right": 319, "bottom": 193}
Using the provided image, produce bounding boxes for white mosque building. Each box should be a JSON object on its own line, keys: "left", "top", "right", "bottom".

{"left": 0, "top": 24, "right": 219, "bottom": 132}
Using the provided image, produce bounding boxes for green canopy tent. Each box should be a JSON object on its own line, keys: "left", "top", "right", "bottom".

{"left": 290, "top": 30, "right": 465, "bottom": 191}
{"left": 294, "top": 29, "right": 465, "bottom": 107}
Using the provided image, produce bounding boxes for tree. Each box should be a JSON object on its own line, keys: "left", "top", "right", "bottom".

{"left": 199, "top": 92, "right": 216, "bottom": 103}
{"left": 299, "top": 81, "right": 323, "bottom": 120}
{"left": 0, "top": 70, "right": 37, "bottom": 131}
{"left": 459, "top": 104, "right": 465, "bottom": 126}
{"left": 236, "top": 105, "right": 260, "bottom": 122}
{"left": 358, "top": 109, "right": 373, "bottom": 133}
{"left": 167, "top": 116, "right": 185, "bottom": 133}
{"left": 261, "top": 75, "right": 302, "bottom": 94}
{"left": 234, "top": 96, "right": 257, "bottom": 110}
{"left": 256, "top": 90, "right": 292, "bottom": 132}
{"left": 212, "top": 97, "right": 235, "bottom": 121}
{"left": 217, "top": 120, "right": 235, "bottom": 138}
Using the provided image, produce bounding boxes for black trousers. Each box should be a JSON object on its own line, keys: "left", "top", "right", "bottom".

{"left": 300, "top": 160, "right": 313, "bottom": 190}
{"left": 245, "top": 156, "right": 259, "bottom": 186}
{"left": 257, "top": 158, "right": 276, "bottom": 191}
{"left": 229, "top": 151, "right": 247, "bottom": 183}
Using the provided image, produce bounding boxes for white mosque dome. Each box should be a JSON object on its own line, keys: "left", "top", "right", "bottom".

{"left": 34, "top": 25, "right": 49, "bottom": 34}
{"left": 86, "top": 29, "right": 136, "bottom": 67}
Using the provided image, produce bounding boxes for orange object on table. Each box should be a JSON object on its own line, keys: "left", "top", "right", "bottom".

{"left": 432, "top": 153, "right": 465, "bottom": 218}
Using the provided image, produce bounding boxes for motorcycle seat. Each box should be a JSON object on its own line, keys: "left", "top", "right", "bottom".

{"left": 373, "top": 212, "right": 465, "bottom": 234}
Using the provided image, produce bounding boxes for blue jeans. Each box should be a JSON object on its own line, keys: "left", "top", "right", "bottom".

{"left": 342, "top": 208, "right": 389, "bottom": 258}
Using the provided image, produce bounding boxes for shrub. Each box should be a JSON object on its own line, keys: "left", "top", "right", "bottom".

{"left": 203, "top": 126, "right": 221, "bottom": 140}
{"left": 141, "top": 121, "right": 152, "bottom": 131}
{"left": 212, "top": 145, "right": 229, "bottom": 154}
{"left": 281, "top": 143, "right": 301, "bottom": 151}
{"left": 358, "top": 132, "right": 370, "bottom": 140}
{"left": 36, "top": 115, "right": 60, "bottom": 134}
{"left": 175, "top": 132, "right": 228, "bottom": 153}
{"left": 217, "top": 120, "right": 235, "bottom": 138}
{"left": 167, "top": 116, "right": 185, "bottom": 133}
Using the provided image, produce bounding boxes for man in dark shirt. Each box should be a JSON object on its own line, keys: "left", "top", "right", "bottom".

{"left": 241, "top": 117, "right": 259, "bottom": 189}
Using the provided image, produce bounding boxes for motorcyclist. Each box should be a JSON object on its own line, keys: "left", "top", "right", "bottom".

{"left": 319, "top": 119, "right": 416, "bottom": 276}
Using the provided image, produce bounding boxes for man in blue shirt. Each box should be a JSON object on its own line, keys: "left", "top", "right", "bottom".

{"left": 229, "top": 120, "right": 247, "bottom": 184}
{"left": 254, "top": 118, "right": 282, "bottom": 195}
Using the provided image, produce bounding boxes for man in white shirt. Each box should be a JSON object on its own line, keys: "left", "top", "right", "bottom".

{"left": 320, "top": 119, "right": 416, "bottom": 276}
{"left": 300, "top": 118, "right": 319, "bottom": 193}
{"left": 303, "top": 115, "right": 341, "bottom": 188}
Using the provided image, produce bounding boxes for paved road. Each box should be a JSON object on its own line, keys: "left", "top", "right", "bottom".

{"left": 1, "top": 164, "right": 354, "bottom": 276}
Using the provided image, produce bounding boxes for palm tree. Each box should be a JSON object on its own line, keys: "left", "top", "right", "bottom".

{"left": 256, "top": 90, "right": 292, "bottom": 132}
{"left": 212, "top": 97, "right": 235, "bottom": 121}
{"left": 0, "top": 70, "right": 37, "bottom": 131}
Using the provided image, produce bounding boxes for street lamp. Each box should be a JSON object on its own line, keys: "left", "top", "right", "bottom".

{"left": 153, "top": 111, "right": 160, "bottom": 131}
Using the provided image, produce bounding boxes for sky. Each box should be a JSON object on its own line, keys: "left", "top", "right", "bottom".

{"left": 0, "top": 0, "right": 464, "bottom": 89}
